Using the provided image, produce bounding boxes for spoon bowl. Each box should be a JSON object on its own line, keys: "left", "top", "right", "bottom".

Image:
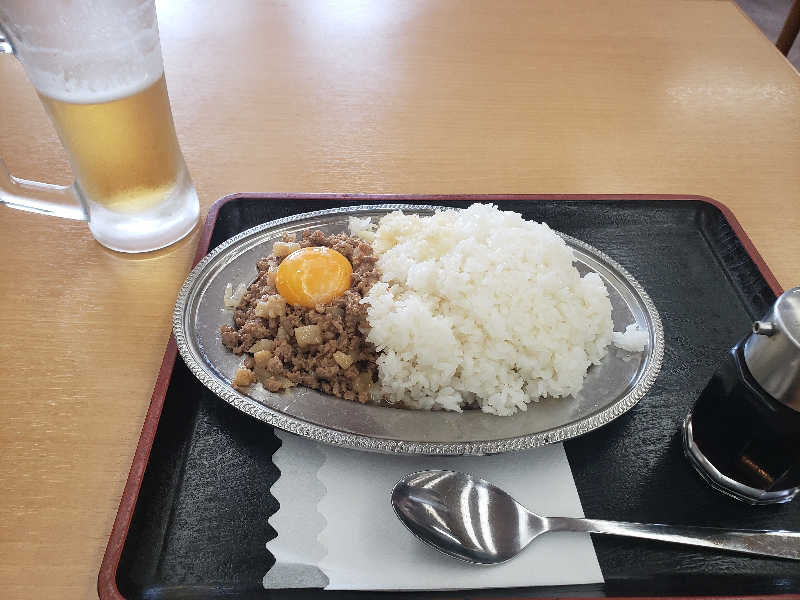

{"left": 391, "top": 470, "right": 540, "bottom": 564}
{"left": 391, "top": 470, "right": 800, "bottom": 564}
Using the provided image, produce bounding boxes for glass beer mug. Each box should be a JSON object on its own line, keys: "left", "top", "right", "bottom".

{"left": 0, "top": 0, "right": 199, "bottom": 253}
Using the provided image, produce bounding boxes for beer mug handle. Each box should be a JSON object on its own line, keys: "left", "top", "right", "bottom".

{"left": 0, "top": 30, "right": 87, "bottom": 221}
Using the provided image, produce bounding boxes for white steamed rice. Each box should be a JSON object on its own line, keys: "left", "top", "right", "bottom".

{"left": 359, "top": 204, "right": 614, "bottom": 416}
{"left": 612, "top": 323, "right": 648, "bottom": 353}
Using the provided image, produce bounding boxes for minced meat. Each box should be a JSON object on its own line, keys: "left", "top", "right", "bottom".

{"left": 220, "top": 230, "right": 380, "bottom": 403}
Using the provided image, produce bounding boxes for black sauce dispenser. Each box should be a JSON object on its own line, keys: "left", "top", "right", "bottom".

{"left": 684, "top": 287, "right": 800, "bottom": 504}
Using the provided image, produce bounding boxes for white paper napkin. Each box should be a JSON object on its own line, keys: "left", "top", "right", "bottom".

{"left": 265, "top": 431, "right": 603, "bottom": 591}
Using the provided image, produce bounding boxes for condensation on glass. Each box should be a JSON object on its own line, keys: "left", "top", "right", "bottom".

{"left": 0, "top": 0, "right": 199, "bottom": 252}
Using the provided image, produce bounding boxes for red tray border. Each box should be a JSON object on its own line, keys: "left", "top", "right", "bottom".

{"left": 98, "top": 193, "right": 787, "bottom": 600}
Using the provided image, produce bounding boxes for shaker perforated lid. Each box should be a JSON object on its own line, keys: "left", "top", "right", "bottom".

{"left": 744, "top": 287, "right": 800, "bottom": 411}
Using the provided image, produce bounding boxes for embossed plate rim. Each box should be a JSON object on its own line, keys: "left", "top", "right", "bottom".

{"left": 173, "top": 204, "right": 664, "bottom": 455}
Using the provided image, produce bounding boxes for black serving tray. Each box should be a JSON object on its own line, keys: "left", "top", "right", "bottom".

{"left": 100, "top": 194, "right": 799, "bottom": 600}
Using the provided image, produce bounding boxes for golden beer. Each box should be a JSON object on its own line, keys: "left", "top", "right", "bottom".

{"left": 39, "top": 75, "right": 184, "bottom": 213}
{"left": 1, "top": 0, "right": 199, "bottom": 251}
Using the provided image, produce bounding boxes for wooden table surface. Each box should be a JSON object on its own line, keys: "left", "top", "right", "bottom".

{"left": 1, "top": 1, "right": 799, "bottom": 597}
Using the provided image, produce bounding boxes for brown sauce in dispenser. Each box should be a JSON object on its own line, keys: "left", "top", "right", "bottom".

{"left": 684, "top": 287, "right": 800, "bottom": 504}
{"left": 690, "top": 340, "right": 800, "bottom": 493}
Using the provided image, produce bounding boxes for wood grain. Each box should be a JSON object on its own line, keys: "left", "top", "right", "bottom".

{"left": 0, "top": 1, "right": 799, "bottom": 598}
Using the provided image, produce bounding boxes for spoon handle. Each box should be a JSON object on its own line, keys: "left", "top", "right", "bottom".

{"left": 546, "top": 517, "right": 800, "bottom": 560}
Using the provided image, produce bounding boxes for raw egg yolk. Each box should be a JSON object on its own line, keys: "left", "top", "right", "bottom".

{"left": 276, "top": 247, "right": 353, "bottom": 308}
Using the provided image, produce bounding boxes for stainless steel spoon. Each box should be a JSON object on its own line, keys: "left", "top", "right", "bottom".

{"left": 390, "top": 469, "right": 800, "bottom": 564}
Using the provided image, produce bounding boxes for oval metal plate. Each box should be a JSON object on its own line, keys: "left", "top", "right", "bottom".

{"left": 173, "top": 205, "right": 664, "bottom": 455}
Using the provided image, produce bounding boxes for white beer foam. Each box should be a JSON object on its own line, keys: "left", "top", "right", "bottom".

{"left": 2, "top": 0, "right": 164, "bottom": 104}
